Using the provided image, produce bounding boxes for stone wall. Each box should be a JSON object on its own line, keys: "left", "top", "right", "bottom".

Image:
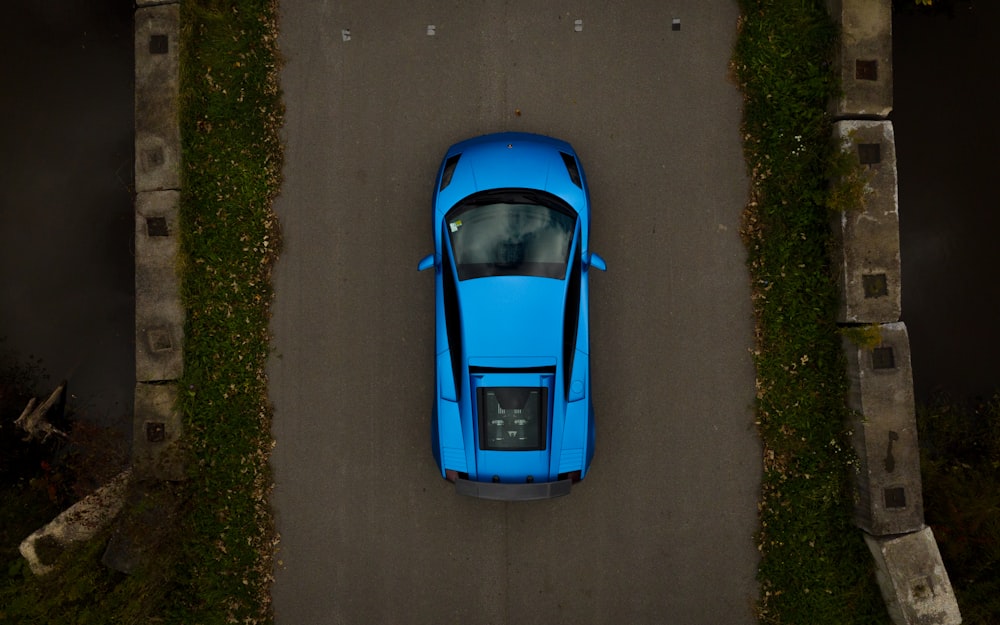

{"left": 133, "top": 1, "right": 186, "bottom": 482}
{"left": 828, "top": 1, "right": 961, "bottom": 623}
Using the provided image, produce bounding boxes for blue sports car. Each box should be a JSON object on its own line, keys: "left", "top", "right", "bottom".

{"left": 418, "top": 132, "right": 605, "bottom": 501}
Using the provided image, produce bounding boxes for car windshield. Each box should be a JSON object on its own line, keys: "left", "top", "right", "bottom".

{"left": 446, "top": 190, "right": 577, "bottom": 280}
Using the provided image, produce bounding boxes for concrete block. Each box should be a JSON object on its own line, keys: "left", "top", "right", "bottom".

{"left": 843, "top": 322, "right": 924, "bottom": 535}
{"left": 832, "top": 120, "right": 900, "bottom": 324}
{"left": 135, "top": 4, "right": 180, "bottom": 192}
{"left": 19, "top": 469, "right": 132, "bottom": 576}
{"left": 133, "top": 382, "right": 186, "bottom": 481}
{"left": 827, "top": 0, "right": 893, "bottom": 117}
{"left": 135, "top": 190, "right": 184, "bottom": 382}
{"left": 865, "top": 527, "right": 962, "bottom": 625}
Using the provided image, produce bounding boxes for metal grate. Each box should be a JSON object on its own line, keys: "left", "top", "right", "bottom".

{"left": 872, "top": 346, "right": 896, "bottom": 370}
{"left": 855, "top": 59, "right": 878, "bottom": 81}
{"left": 146, "top": 422, "right": 166, "bottom": 442}
{"left": 146, "top": 216, "right": 169, "bottom": 237}
{"left": 858, "top": 143, "right": 881, "bottom": 165}
{"left": 884, "top": 486, "right": 907, "bottom": 509}
{"left": 144, "top": 146, "right": 164, "bottom": 168}
{"left": 148, "top": 327, "right": 173, "bottom": 352}
{"left": 149, "top": 34, "right": 169, "bottom": 55}
{"left": 863, "top": 273, "right": 888, "bottom": 298}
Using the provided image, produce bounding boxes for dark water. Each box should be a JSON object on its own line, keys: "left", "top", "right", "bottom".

{"left": 0, "top": 1, "right": 135, "bottom": 428}
{"left": 893, "top": 1, "right": 1000, "bottom": 403}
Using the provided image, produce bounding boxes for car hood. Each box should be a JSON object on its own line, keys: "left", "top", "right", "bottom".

{"left": 457, "top": 275, "right": 565, "bottom": 361}
{"left": 435, "top": 133, "right": 587, "bottom": 220}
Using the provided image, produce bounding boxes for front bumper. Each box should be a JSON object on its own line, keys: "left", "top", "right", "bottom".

{"left": 454, "top": 478, "right": 572, "bottom": 501}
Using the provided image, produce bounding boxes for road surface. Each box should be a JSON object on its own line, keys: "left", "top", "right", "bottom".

{"left": 268, "top": 2, "right": 759, "bottom": 623}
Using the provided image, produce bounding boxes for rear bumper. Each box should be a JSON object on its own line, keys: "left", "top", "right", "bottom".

{"left": 454, "top": 478, "right": 572, "bottom": 501}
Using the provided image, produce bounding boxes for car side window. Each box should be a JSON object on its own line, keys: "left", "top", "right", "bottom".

{"left": 562, "top": 233, "right": 581, "bottom": 394}
{"left": 443, "top": 227, "right": 463, "bottom": 399}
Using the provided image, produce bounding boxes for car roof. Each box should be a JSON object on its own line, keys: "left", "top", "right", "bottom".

{"left": 457, "top": 274, "right": 567, "bottom": 361}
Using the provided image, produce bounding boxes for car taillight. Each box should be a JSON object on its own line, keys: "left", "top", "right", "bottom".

{"left": 445, "top": 469, "right": 459, "bottom": 483}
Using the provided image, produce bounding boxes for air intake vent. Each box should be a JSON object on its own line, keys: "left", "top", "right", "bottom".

{"left": 439, "top": 154, "right": 461, "bottom": 191}
{"left": 560, "top": 152, "right": 582, "bottom": 188}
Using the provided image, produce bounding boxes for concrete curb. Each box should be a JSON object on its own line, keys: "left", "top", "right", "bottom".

{"left": 134, "top": 3, "right": 180, "bottom": 193}
{"left": 135, "top": 190, "right": 184, "bottom": 383}
{"left": 828, "top": 1, "right": 961, "bottom": 623}
{"left": 133, "top": 1, "right": 186, "bottom": 482}
{"left": 133, "top": 382, "right": 186, "bottom": 481}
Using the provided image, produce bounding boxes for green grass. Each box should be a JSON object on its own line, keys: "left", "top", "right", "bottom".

{"left": 733, "top": 1, "right": 890, "bottom": 623}
{"left": 170, "top": 0, "right": 282, "bottom": 622}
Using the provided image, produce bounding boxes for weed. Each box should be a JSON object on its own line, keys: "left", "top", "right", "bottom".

{"left": 826, "top": 133, "right": 873, "bottom": 214}
{"left": 840, "top": 324, "right": 883, "bottom": 350}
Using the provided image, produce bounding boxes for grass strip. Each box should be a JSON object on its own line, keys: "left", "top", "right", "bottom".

{"left": 171, "top": 0, "right": 282, "bottom": 622}
{"left": 733, "top": 1, "right": 890, "bottom": 623}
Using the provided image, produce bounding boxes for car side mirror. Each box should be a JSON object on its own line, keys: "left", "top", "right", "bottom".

{"left": 418, "top": 254, "right": 435, "bottom": 272}
{"left": 586, "top": 252, "right": 607, "bottom": 272}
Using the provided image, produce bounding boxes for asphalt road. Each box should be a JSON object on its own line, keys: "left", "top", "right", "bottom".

{"left": 268, "top": 2, "right": 759, "bottom": 624}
